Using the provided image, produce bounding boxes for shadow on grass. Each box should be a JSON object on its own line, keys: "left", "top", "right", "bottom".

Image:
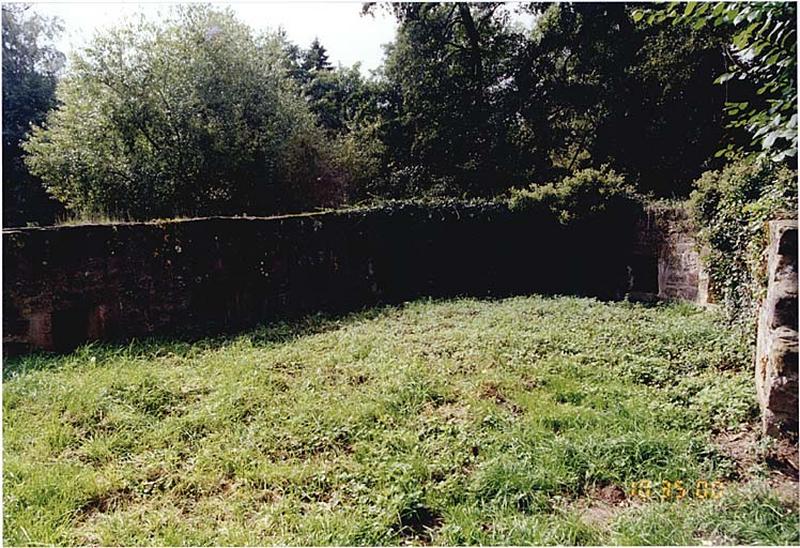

{"left": 2, "top": 301, "right": 407, "bottom": 380}
{"left": 2, "top": 292, "right": 699, "bottom": 381}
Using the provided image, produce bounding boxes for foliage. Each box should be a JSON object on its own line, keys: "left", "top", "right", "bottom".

{"left": 279, "top": 35, "right": 393, "bottom": 201}
{"left": 690, "top": 157, "right": 797, "bottom": 326}
{"left": 330, "top": 123, "right": 387, "bottom": 198}
{"left": 8, "top": 3, "right": 795, "bottom": 220}
{"left": 2, "top": 4, "right": 65, "bottom": 226}
{"left": 7, "top": 295, "right": 793, "bottom": 545}
{"left": 366, "top": 2, "right": 735, "bottom": 199}
{"left": 520, "top": 3, "right": 731, "bottom": 195}
{"left": 373, "top": 3, "right": 527, "bottom": 197}
{"left": 636, "top": 2, "right": 797, "bottom": 162}
{"left": 22, "top": 6, "right": 342, "bottom": 220}
{"left": 508, "top": 166, "right": 640, "bottom": 224}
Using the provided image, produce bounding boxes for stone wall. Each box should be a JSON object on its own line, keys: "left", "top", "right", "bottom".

{"left": 4, "top": 204, "right": 703, "bottom": 355}
{"left": 755, "top": 220, "right": 798, "bottom": 438}
{"left": 630, "top": 205, "right": 709, "bottom": 304}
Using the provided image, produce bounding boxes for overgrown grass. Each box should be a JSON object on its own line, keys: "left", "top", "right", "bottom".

{"left": 4, "top": 296, "right": 798, "bottom": 545}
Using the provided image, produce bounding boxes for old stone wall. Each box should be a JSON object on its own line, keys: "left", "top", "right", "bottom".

{"left": 630, "top": 205, "right": 709, "bottom": 304}
{"left": 755, "top": 220, "right": 798, "bottom": 438}
{"left": 4, "top": 204, "right": 702, "bottom": 354}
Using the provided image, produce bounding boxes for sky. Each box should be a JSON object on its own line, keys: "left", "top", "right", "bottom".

{"left": 30, "top": 1, "right": 536, "bottom": 76}
{"left": 31, "top": 1, "right": 399, "bottom": 75}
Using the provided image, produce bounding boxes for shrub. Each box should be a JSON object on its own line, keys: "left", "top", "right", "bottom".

{"left": 690, "top": 157, "right": 797, "bottom": 326}
{"left": 23, "top": 6, "right": 341, "bottom": 220}
{"left": 507, "top": 166, "right": 641, "bottom": 224}
{"left": 330, "top": 123, "right": 387, "bottom": 201}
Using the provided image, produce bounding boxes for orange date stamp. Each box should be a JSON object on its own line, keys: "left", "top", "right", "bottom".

{"left": 627, "top": 479, "right": 725, "bottom": 501}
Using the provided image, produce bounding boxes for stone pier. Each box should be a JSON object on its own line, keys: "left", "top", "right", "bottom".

{"left": 755, "top": 220, "right": 798, "bottom": 438}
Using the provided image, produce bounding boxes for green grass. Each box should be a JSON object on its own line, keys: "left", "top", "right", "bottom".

{"left": 4, "top": 295, "right": 798, "bottom": 545}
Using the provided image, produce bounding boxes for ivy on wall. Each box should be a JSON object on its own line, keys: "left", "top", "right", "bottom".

{"left": 690, "top": 157, "right": 797, "bottom": 328}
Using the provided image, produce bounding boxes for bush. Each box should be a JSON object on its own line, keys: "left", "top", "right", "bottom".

{"left": 330, "top": 123, "right": 387, "bottom": 201}
{"left": 23, "top": 6, "right": 342, "bottom": 220}
{"left": 507, "top": 166, "right": 641, "bottom": 224}
{"left": 690, "top": 157, "right": 797, "bottom": 326}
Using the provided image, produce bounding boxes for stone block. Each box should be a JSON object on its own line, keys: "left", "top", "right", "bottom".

{"left": 755, "top": 220, "right": 799, "bottom": 438}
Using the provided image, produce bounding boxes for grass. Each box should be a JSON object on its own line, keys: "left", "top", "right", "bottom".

{"left": 3, "top": 295, "right": 798, "bottom": 545}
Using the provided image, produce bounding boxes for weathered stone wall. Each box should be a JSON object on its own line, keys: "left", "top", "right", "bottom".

{"left": 755, "top": 220, "right": 798, "bottom": 438}
{"left": 4, "top": 204, "right": 702, "bottom": 355}
{"left": 630, "top": 205, "right": 709, "bottom": 304}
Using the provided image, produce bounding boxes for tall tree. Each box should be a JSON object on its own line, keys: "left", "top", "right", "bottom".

{"left": 516, "top": 3, "right": 730, "bottom": 195}
{"left": 2, "top": 4, "right": 65, "bottom": 226}
{"left": 368, "top": 2, "right": 734, "bottom": 198}
{"left": 23, "top": 6, "right": 343, "bottom": 220}
{"left": 377, "top": 3, "right": 525, "bottom": 197}
{"left": 303, "top": 37, "right": 332, "bottom": 73}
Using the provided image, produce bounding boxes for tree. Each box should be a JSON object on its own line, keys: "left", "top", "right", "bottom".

{"left": 303, "top": 37, "right": 332, "bottom": 73}
{"left": 636, "top": 1, "right": 797, "bottom": 163}
{"left": 375, "top": 3, "right": 526, "bottom": 197}
{"left": 276, "top": 34, "right": 388, "bottom": 199}
{"left": 515, "top": 4, "right": 639, "bottom": 181}
{"left": 23, "top": 6, "right": 342, "bottom": 220}
{"left": 366, "top": 2, "right": 734, "bottom": 198}
{"left": 516, "top": 3, "right": 731, "bottom": 195}
{"left": 2, "top": 4, "right": 65, "bottom": 226}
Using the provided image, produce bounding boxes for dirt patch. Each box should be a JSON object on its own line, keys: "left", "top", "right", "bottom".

{"left": 479, "top": 381, "right": 522, "bottom": 415}
{"left": 479, "top": 381, "right": 504, "bottom": 402}
{"left": 595, "top": 484, "right": 627, "bottom": 504}
{"left": 766, "top": 437, "right": 799, "bottom": 478}
{"left": 578, "top": 503, "right": 618, "bottom": 528}
{"left": 765, "top": 437, "right": 799, "bottom": 506}
{"left": 713, "top": 425, "right": 799, "bottom": 506}
{"left": 78, "top": 486, "right": 135, "bottom": 519}
{"left": 521, "top": 375, "right": 541, "bottom": 391}
{"left": 421, "top": 401, "right": 471, "bottom": 425}
{"left": 569, "top": 484, "right": 635, "bottom": 528}
{"left": 350, "top": 372, "right": 369, "bottom": 385}
{"left": 713, "top": 426, "right": 763, "bottom": 476}
{"left": 395, "top": 504, "right": 443, "bottom": 545}
{"left": 713, "top": 425, "right": 798, "bottom": 479}
{"left": 437, "top": 403, "right": 470, "bottom": 423}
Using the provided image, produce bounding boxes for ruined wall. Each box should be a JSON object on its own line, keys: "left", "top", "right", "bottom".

{"left": 630, "top": 205, "right": 709, "bottom": 304}
{"left": 4, "top": 204, "right": 701, "bottom": 355}
{"left": 755, "top": 220, "right": 798, "bottom": 438}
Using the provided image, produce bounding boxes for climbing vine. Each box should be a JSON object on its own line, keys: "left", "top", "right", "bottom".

{"left": 690, "top": 157, "right": 797, "bottom": 328}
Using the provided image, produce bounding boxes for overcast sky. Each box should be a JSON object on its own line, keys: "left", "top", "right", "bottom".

{"left": 31, "top": 1, "right": 399, "bottom": 75}
{"left": 30, "top": 1, "right": 535, "bottom": 76}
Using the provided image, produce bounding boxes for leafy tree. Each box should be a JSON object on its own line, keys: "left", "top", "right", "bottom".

{"left": 367, "top": 2, "right": 736, "bottom": 198}
{"left": 637, "top": 1, "right": 797, "bottom": 162}
{"left": 374, "top": 3, "right": 527, "bottom": 197}
{"left": 23, "top": 6, "right": 342, "bottom": 220}
{"left": 516, "top": 4, "right": 639, "bottom": 180}
{"left": 2, "top": 4, "right": 65, "bottom": 226}
{"left": 621, "top": 17, "right": 730, "bottom": 193}
{"left": 517, "top": 3, "right": 731, "bottom": 195}
{"left": 277, "top": 34, "right": 389, "bottom": 199}
{"left": 285, "top": 38, "right": 371, "bottom": 135}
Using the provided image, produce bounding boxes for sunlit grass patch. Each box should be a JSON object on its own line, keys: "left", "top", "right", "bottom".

{"left": 4, "top": 295, "right": 796, "bottom": 545}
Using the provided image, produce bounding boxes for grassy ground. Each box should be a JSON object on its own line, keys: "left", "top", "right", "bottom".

{"left": 4, "top": 295, "right": 798, "bottom": 545}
